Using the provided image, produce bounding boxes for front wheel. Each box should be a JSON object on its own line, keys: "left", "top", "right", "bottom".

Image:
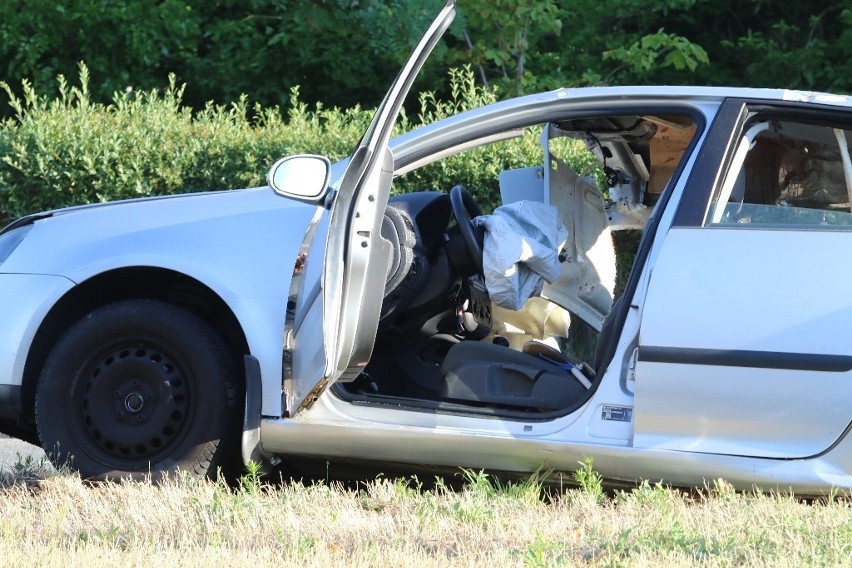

{"left": 36, "top": 300, "right": 242, "bottom": 480}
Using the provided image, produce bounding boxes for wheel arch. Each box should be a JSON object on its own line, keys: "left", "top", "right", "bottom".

{"left": 20, "top": 266, "right": 250, "bottom": 439}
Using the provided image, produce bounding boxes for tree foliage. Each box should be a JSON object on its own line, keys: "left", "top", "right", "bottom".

{"left": 0, "top": 0, "right": 446, "bottom": 115}
{"left": 1, "top": 0, "right": 850, "bottom": 120}
{"left": 454, "top": 0, "right": 850, "bottom": 92}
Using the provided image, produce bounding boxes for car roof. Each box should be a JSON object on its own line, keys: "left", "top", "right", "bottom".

{"left": 546, "top": 84, "right": 851, "bottom": 106}
{"left": 386, "top": 85, "right": 851, "bottom": 173}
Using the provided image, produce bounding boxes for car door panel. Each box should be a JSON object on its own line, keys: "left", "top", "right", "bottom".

{"left": 323, "top": 150, "right": 394, "bottom": 380}
{"left": 634, "top": 99, "right": 852, "bottom": 458}
{"left": 286, "top": 2, "right": 456, "bottom": 414}
{"left": 635, "top": 226, "right": 852, "bottom": 457}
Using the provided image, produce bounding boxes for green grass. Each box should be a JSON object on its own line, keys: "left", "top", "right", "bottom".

{"left": 0, "top": 459, "right": 850, "bottom": 567}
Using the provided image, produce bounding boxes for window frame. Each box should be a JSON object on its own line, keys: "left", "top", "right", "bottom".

{"left": 673, "top": 98, "right": 852, "bottom": 228}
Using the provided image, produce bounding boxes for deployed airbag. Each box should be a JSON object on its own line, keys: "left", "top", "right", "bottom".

{"left": 474, "top": 201, "right": 568, "bottom": 310}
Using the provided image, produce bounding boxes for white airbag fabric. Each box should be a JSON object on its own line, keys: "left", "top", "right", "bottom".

{"left": 474, "top": 201, "right": 568, "bottom": 310}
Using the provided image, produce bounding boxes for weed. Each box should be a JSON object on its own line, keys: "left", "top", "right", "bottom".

{"left": 619, "top": 479, "right": 679, "bottom": 512}
{"left": 357, "top": 476, "right": 416, "bottom": 512}
{"left": 572, "top": 457, "right": 605, "bottom": 504}
{"left": 459, "top": 468, "right": 545, "bottom": 504}
{"left": 0, "top": 451, "right": 53, "bottom": 486}
{"left": 239, "top": 460, "right": 263, "bottom": 495}
{"left": 520, "top": 534, "right": 568, "bottom": 567}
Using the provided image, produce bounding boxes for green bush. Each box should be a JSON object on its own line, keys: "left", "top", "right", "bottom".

{"left": 0, "top": 64, "right": 358, "bottom": 225}
{"left": 0, "top": 66, "right": 592, "bottom": 226}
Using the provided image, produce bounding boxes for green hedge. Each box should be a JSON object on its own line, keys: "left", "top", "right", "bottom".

{"left": 0, "top": 66, "right": 595, "bottom": 226}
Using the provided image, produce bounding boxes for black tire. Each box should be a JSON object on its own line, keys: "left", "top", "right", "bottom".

{"left": 35, "top": 299, "right": 242, "bottom": 480}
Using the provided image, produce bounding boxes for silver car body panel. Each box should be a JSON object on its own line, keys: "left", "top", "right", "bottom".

{"left": 635, "top": 227, "right": 852, "bottom": 459}
{"left": 0, "top": 188, "right": 318, "bottom": 417}
{"left": 0, "top": 274, "right": 75, "bottom": 388}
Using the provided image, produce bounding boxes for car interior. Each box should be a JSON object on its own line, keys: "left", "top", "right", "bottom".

{"left": 336, "top": 113, "right": 699, "bottom": 418}
{"left": 710, "top": 119, "right": 852, "bottom": 227}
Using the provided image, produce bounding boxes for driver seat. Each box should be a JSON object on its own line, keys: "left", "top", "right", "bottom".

{"left": 440, "top": 341, "right": 589, "bottom": 412}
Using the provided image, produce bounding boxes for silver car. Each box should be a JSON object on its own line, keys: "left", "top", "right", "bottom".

{"left": 2, "top": 1, "right": 852, "bottom": 493}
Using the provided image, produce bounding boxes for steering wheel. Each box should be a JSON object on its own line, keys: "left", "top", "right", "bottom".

{"left": 450, "top": 185, "right": 484, "bottom": 274}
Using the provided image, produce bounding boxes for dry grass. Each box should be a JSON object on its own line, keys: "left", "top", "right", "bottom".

{"left": 0, "top": 459, "right": 850, "bottom": 567}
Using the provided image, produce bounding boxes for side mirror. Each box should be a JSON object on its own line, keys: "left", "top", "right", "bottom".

{"left": 267, "top": 154, "right": 331, "bottom": 203}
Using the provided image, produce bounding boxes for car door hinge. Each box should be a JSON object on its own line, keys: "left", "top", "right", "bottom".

{"left": 282, "top": 348, "right": 294, "bottom": 414}
{"left": 282, "top": 348, "right": 293, "bottom": 382}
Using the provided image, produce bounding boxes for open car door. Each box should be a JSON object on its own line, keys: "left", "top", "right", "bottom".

{"left": 285, "top": 1, "right": 456, "bottom": 414}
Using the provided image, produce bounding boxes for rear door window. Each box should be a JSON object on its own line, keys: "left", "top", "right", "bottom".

{"left": 707, "top": 119, "right": 852, "bottom": 228}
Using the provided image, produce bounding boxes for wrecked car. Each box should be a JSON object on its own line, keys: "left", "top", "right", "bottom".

{"left": 1, "top": 1, "right": 852, "bottom": 493}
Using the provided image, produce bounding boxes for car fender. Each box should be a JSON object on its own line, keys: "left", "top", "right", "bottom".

{"left": 2, "top": 188, "right": 320, "bottom": 418}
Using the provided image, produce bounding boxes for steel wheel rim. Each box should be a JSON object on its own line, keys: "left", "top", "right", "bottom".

{"left": 70, "top": 337, "right": 195, "bottom": 465}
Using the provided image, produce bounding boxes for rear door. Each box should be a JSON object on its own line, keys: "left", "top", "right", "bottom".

{"left": 286, "top": 1, "right": 456, "bottom": 414}
{"left": 634, "top": 98, "right": 852, "bottom": 458}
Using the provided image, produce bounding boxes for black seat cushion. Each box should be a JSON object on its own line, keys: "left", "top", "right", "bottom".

{"left": 441, "top": 341, "right": 588, "bottom": 412}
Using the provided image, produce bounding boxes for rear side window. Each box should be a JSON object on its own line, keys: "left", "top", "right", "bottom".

{"left": 707, "top": 120, "right": 852, "bottom": 228}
